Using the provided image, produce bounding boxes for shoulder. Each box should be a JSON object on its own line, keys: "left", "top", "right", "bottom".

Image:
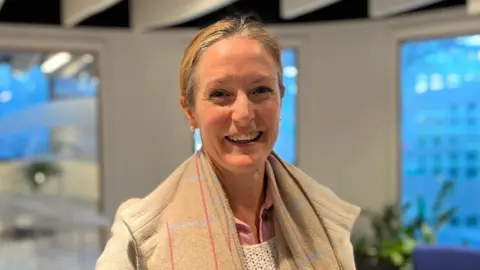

{"left": 277, "top": 160, "right": 361, "bottom": 269}
{"left": 96, "top": 198, "right": 143, "bottom": 269}
{"left": 104, "top": 184, "right": 178, "bottom": 265}
{"left": 118, "top": 155, "right": 194, "bottom": 228}
{"left": 279, "top": 159, "right": 361, "bottom": 232}
{"left": 117, "top": 198, "right": 142, "bottom": 214}
{"left": 117, "top": 176, "right": 181, "bottom": 237}
{"left": 110, "top": 158, "right": 193, "bottom": 257}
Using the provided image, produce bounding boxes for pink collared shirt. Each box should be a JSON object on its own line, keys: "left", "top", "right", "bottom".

{"left": 234, "top": 178, "right": 275, "bottom": 246}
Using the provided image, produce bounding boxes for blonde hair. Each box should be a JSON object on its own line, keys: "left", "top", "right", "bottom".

{"left": 180, "top": 16, "right": 285, "bottom": 108}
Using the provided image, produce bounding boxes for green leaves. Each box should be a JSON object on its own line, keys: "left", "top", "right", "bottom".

{"left": 419, "top": 224, "right": 435, "bottom": 243}
{"left": 433, "top": 180, "right": 454, "bottom": 214}
{"left": 20, "top": 161, "right": 63, "bottom": 191}
{"left": 353, "top": 180, "right": 457, "bottom": 269}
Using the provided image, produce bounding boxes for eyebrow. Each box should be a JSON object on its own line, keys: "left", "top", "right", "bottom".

{"left": 250, "top": 75, "right": 276, "bottom": 84}
{"left": 206, "top": 74, "right": 275, "bottom": 86}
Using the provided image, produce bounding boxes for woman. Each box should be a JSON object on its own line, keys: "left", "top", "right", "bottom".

{"left": 96, "top": 16, "right": 360, "bottom": 270}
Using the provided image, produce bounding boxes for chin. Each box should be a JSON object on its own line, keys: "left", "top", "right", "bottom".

{"left": 224, "top": 154, "right": 263, "bottom": 173}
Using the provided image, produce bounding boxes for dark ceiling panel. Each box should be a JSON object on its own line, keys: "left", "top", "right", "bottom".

{"left": 0, "top": 0, "right": 469, "bottom": 29}
{"left": 0, "top": 0, "right": 61, "bottom": 25}
{"left": 78, "top": 0, "right": 130, "bottom": 28}
{"left": 401, "top": 0, "right": 465, "bottom": 14}
{"left": 170, "top": 0, "right": 369, "bottom": 28}
{"left": 171, "top": 0, "right": 283, "bottom": 28}
{"left": 286, "top": 0, "right": 369, "bottom": 23}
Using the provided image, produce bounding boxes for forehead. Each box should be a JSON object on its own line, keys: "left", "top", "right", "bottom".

{"left": 196, "top": 37, "right": 278, "bottom": 85}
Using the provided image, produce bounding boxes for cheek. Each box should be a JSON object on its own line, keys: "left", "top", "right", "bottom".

{"left": 257, "top": 104, "right": 281, "bottom": 134}
{"left": 199, "top": 107, "right": 229, "bottom": 135}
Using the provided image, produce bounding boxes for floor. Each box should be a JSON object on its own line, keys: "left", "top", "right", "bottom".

{"left": 0, "top": 230, "right": 100, "bottom": 270}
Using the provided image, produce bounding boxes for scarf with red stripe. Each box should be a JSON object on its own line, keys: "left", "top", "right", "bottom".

{"left": 121, "top": 151, "right": 360, "bottom": 269}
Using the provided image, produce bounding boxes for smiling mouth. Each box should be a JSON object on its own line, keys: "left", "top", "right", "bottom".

{"left": 225, "top": 132, "right": 263, "bottom": 143}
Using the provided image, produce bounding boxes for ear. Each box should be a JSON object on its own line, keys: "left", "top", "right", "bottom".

{"left": 180, "top": 96, "right": 197, "bottom": 130}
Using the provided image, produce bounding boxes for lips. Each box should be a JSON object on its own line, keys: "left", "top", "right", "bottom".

{"left": 225, "top": 132, "right": 262, "bottom": 143}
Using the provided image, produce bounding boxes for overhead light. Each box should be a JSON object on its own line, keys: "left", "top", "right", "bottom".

{"left": 456, "top": 35, "right": 480, "bottom": 46}
{"left": 0, "top": 90, "right": 12, "bottom": 103}
{"left": 80, "top": 53, "right": 94, "bottom": 64}
{"left": 61, "top": 53, "right": 94, "bottom": 77}
{"left": 41, "top": 52, "right": 72, "bottom": 74}
{"left": 284, "top": 66, "right": 298, "bottom": 78}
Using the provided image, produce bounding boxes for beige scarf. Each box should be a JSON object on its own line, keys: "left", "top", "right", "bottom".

{"left": 116, "top": 151, "right": 360, "bottom": 269}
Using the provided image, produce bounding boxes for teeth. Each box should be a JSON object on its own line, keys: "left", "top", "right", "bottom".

{"left": 227, "top": 132, "right": 260, "bottom": 142}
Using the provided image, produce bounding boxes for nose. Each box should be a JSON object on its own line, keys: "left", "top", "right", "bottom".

{"left": 231, "top": 91, "right": 254, "bottom": 126}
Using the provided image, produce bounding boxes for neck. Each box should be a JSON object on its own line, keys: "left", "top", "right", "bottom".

{"left": 212, "top": 163, "right": 266, "bottom": 221}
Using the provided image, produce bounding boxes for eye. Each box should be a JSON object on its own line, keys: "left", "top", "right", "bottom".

{"left": 209, "top": 90, "right": 229, "bottom": 98}
{"left": 252, "top": 86, "right": 272, "bottom": 94}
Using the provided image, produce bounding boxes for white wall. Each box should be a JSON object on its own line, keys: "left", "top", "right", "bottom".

{"left": 0, "top": 7, "right": 478, "bottom": 226}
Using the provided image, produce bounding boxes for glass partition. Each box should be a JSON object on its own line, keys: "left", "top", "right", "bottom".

{"left": 0, "top": 50, "right": 104, "bottom": 269}
{"left": 400, "top": 34, "right": 480, "bottom": 248}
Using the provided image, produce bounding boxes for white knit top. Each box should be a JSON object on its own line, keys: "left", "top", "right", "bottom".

{"left": 242, "top": 238, "right": 278, "bottom": 270}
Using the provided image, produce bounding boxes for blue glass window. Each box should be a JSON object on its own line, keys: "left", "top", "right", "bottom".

{"left": 400, "top": 35, "right": 480, "bottom": 247}
{"left": 0, "top": 52, "right": 98, "bottom": 161}
{"left": 52, "top": 74, "right": 98, "bottom": 98}
{"left": 0, "top": 64, "right": 50, "bottom": 160}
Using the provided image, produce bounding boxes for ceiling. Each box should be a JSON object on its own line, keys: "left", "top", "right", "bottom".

{"left": 0, "top": 0, "right": 467, "bottom": 30}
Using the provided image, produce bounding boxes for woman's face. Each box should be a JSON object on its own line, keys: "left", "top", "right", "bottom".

{"left": 183, "top": 36, "right": 281, "bottom": 173}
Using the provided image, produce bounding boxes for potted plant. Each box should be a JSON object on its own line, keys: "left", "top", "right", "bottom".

{"left": 353, "top": 180, "right": 457, "bottom": 270}
{"left": 20, "top": 160, "right": 63, "bottom": 192}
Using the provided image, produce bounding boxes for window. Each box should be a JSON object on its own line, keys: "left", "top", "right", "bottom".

{"left": 0, "top": 63, "right": 50, "bottom": 159}
{"left": 193, "top": 49, "right": 298, "bottom": 164}
{"left": 0, "top": 50, "right": 102, "bottom": 269}
{"left": 0, "top": 52, "right": 98, "bottom": 160}
{"left": 400, "top": 35, "right": 480, "bottom": 247}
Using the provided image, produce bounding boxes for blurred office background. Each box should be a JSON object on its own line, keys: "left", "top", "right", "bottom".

{"left": 0, "top": 0, "right": 480, "bottom": 269}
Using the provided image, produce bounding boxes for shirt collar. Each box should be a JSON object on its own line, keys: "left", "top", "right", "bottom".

{"left": 234, "top": 169, "right": 274, "bottom": 226}
{"left": 263, "top": 164, "right": 274, "bottom": 210}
